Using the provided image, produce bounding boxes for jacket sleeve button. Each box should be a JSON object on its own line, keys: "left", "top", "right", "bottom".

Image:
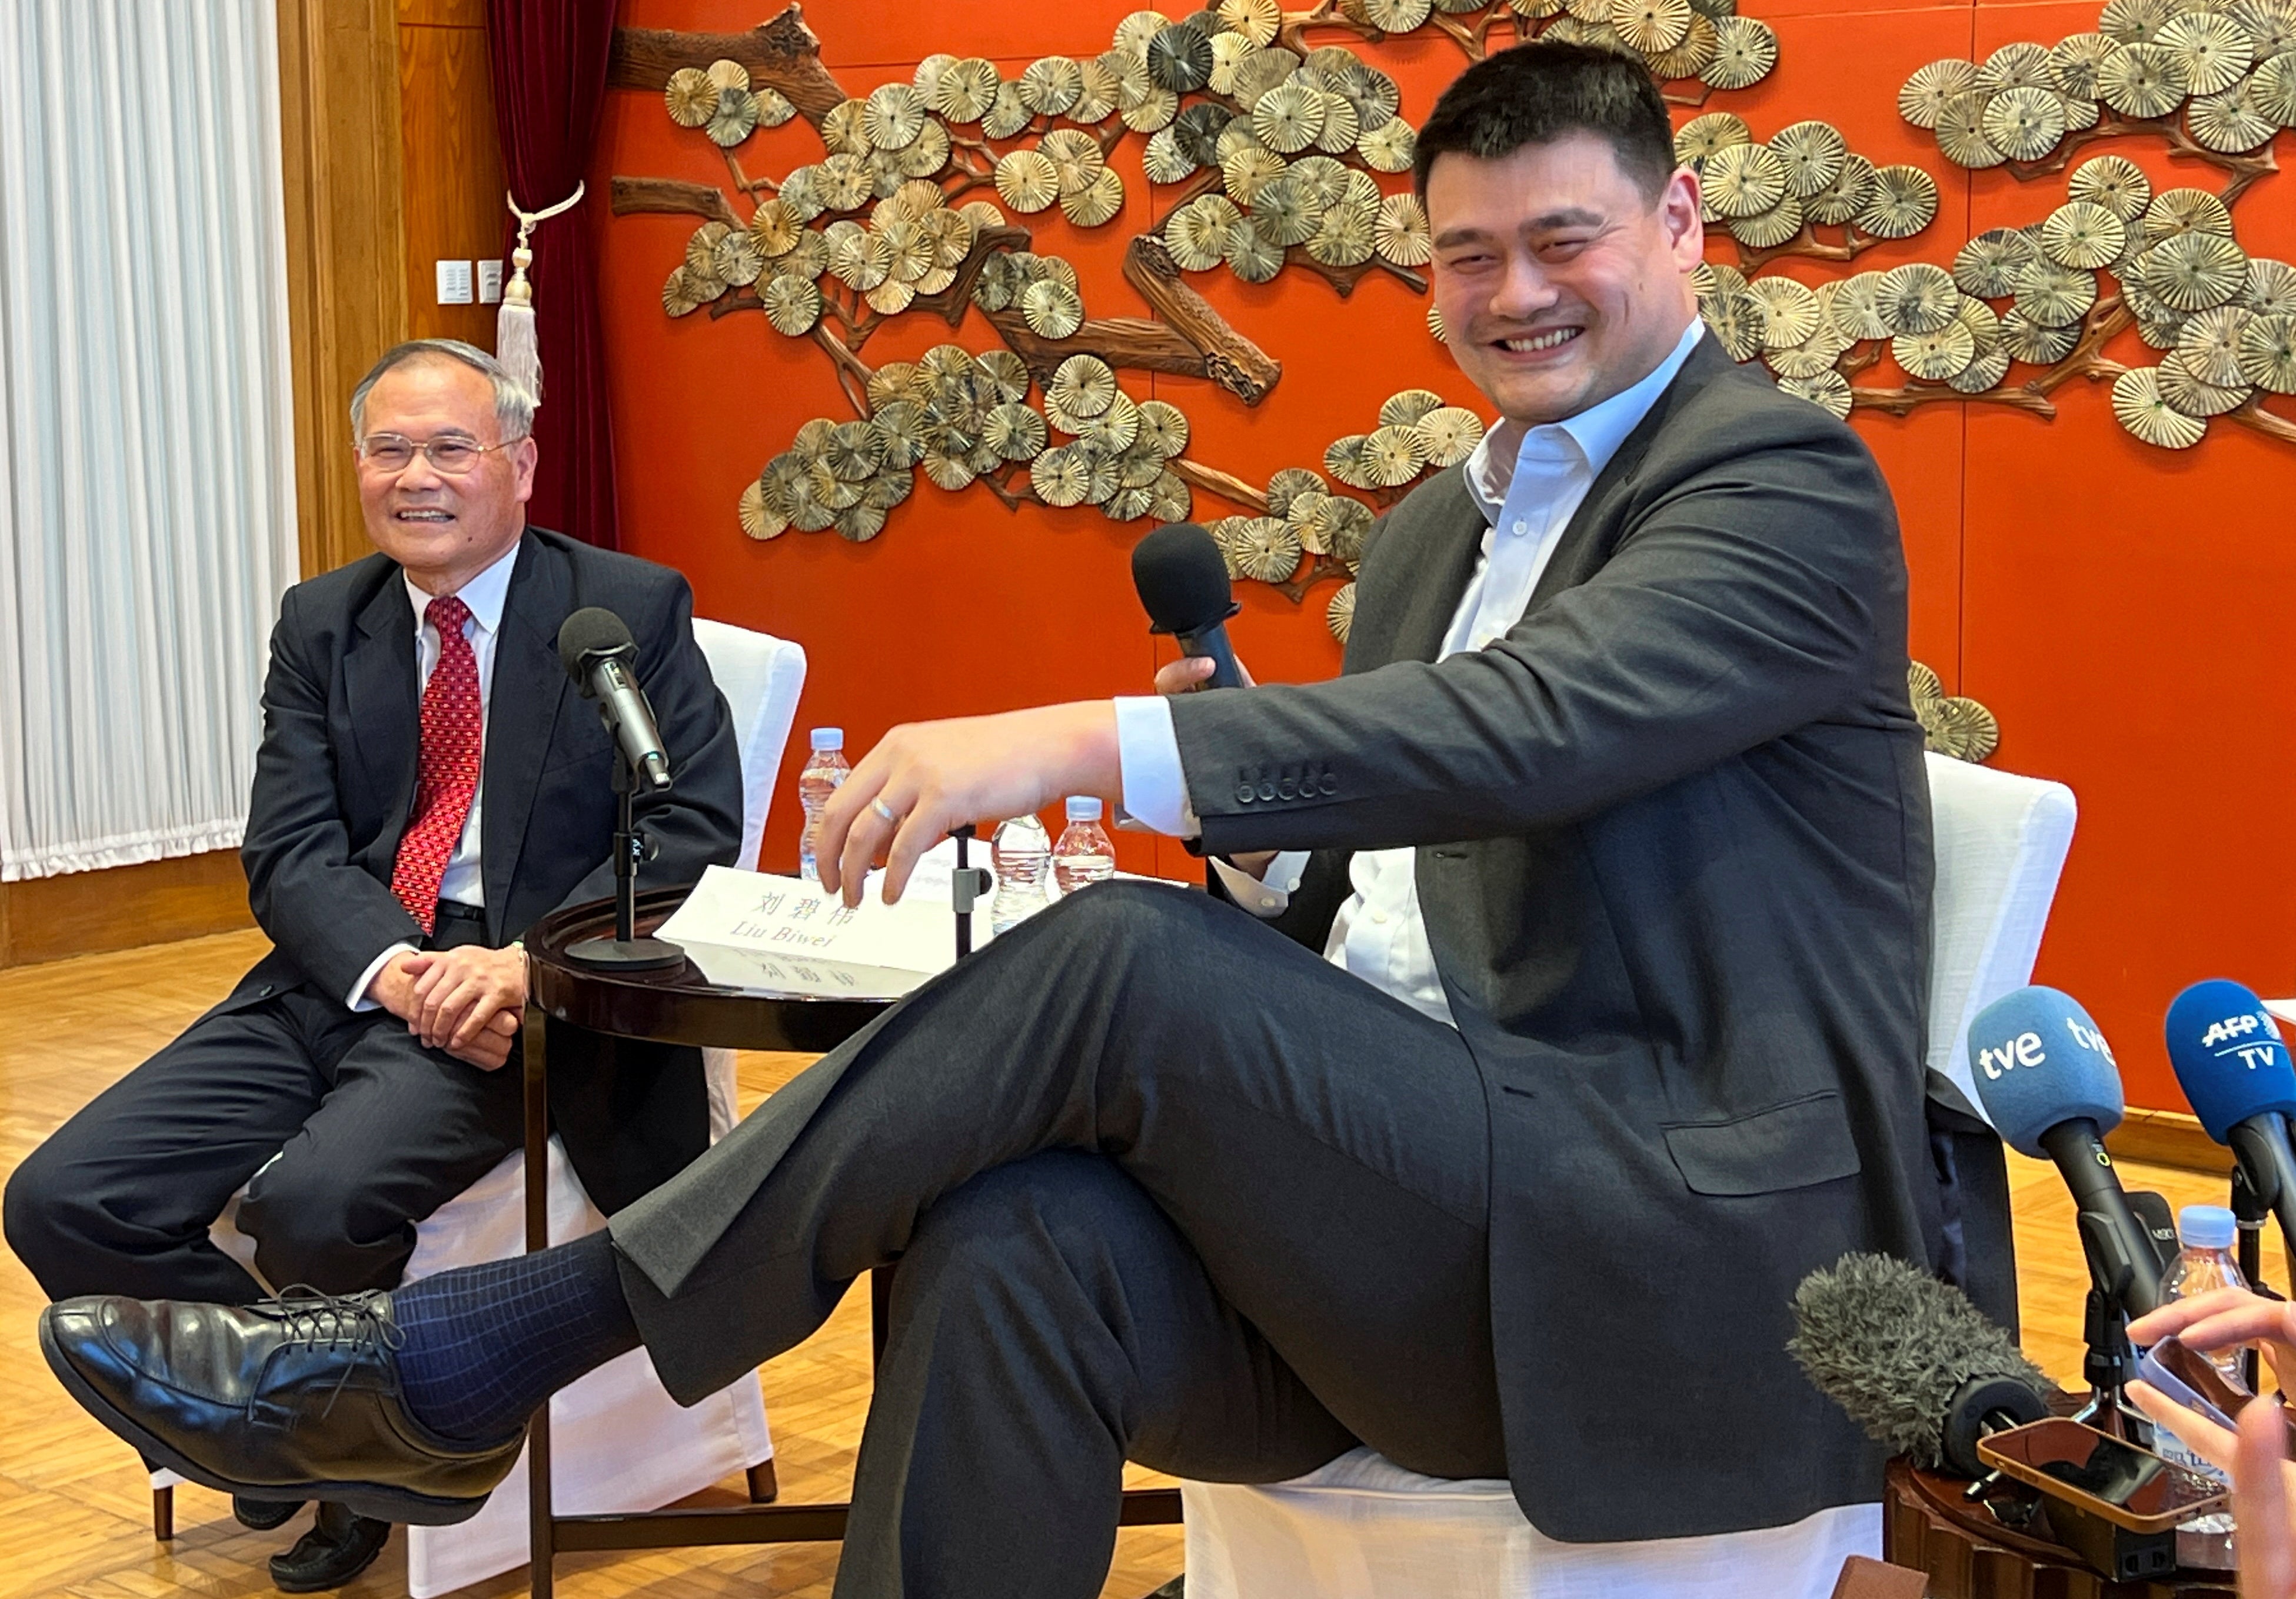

{"left": 1256, "top": 781, "right": 1277, "bottom": 802}
{"left": 1319, "top": 775, "right": 1339, "bottom": 796}
{"left": 1277, "top": 778, "right": 1297, "bottom": 800}
{"left": 1235, "top": 784, "right": 1256, "bottom": 805}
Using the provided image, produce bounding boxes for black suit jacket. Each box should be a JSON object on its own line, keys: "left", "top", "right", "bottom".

{"left": 228, "top": 527, "right": 744, "bottom": 1212}
{"left": 1172, "top": 335, "right": 1955, "bottom": 1540}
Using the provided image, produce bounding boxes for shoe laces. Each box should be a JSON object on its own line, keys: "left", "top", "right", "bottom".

{"left": 263, "top": 1287, "right": 406, "bottom": 1417}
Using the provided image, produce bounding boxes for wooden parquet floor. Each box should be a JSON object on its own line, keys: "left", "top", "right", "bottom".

{"left": 0, "top": 930, "right": 2247, "bottom": 1598}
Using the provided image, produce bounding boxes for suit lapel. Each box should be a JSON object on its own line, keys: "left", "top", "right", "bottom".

{"left": 1380, "top": 471, "right": 1486, "bottom": 667}
{"left": 345, "top": 578, "right": 420, "bottom": 858}
{"left": 480, "top": 533, "right": 570, "bottom": 932}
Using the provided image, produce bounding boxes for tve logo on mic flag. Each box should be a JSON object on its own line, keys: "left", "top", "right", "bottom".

{"left": 2164, "top": 979, "right": 2296, "bottom": 1143}
{"left": 1967, "top": 985, "right": 2125, "bottom": 1159}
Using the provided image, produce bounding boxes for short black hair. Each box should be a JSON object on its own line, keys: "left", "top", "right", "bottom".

{"left": 1412, "top": 42, "right": 1678, "bottom": 203}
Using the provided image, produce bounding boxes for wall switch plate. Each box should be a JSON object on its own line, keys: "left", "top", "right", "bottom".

{"left": 435, "top": 259, "right": 474, "bottom": 305}
{"left": 477, "top": 259, "right": 503, "bottom": 305}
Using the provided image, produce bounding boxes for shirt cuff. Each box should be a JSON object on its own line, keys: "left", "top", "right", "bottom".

{"left": 1113, "top": 695, "right": 1199, "bottom": 840}
{"left": 1210, "top": 850, "right": 1311, "bottom": 917}
{"left": 348, "top": 941, "right": 417, "bottom": 1011}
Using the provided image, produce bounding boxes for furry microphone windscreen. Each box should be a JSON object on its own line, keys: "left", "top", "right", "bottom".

{"left": 1788, "top": 1252, "right": 2051, "bottom": 1471}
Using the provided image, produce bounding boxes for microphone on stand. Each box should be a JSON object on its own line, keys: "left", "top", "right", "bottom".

{"left": 557, "top": 607, "right": 673, "bottom": 791}
{"left": 1790, "top": 1252, "right": 2053, "bottom": 1478}
{"left": 1968, "top": 985, "right": 2175, "bottom": 1438}
{"left": 1132, "top": 523, "right": 1243, "bottom": 689}
{"left": 555, "top": 608, "right": 683, "bottom": 972}
{"left": 1968, "top": 986, "right": 2166, "bottom": 1320}
{"left": 2165, "top": 978, "right": 2296, "bottom": 1280}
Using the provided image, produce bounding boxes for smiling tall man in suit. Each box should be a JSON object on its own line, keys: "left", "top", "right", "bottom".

{"left": 7, "top": 340, "right": 741, "bottom": 1589}
{"left": 38, "top": 49, "right": 1975, "bottom": 1599}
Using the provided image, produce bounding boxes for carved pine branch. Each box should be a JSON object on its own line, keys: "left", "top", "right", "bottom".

{"left": 609, "top": 176, "right": 740, "bottom": 228}
{"left": 608, "top": 8, "right": 846, "bottom": 125}
{"left": 1120, "top": 237, "right": 1284, "bottom": 402}
{"left": 2230, "top": 395, "right": 2296, "bottom": 446}
{"left": 1737, "top": 221, "right": 1878, "bottom": 274}
{"left": 2003, "top": 108, "right": 2280, "bottom": 202}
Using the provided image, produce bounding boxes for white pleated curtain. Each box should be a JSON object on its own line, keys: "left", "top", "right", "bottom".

{"left": 0, "top": 0, "right": 298, "bottom": 880}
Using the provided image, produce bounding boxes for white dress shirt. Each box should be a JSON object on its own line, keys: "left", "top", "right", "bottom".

{"left": 346, "top": 540, "right": 521, "bottom": 1009}
{"left": 1113, "top": 319, "right": 1708, "bottom": 1026}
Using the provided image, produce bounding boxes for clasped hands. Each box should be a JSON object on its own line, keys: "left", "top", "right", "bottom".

{"left": 371, "top": 944, "right": 525, "bottom": 1071}
{"left": 2126, "top": 1288, "right": 2296, "bottom": 1593}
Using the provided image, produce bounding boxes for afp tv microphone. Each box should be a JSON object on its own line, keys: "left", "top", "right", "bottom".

{"left": 2166, "top": 978, "right": 2296, "bottom": 1254}
{"left": 557, "top": 607, "right": 673, "bottom": 790}
{"left": 1967, "top": 986, "right": 2165, "bottom": 1317}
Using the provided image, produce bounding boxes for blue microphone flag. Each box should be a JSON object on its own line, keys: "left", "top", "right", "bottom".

{"left": 2164, "top": 979, "right": 2296, "bottom": 1144}
{"left": 1966, "top": 985, "right": 2125, "bottom": 1160}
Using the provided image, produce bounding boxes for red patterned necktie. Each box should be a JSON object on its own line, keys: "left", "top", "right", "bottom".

{"left": 390, "top": 594, "right": 482, "bottom": 935}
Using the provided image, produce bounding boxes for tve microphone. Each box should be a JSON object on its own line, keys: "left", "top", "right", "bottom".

{"left": 1789, "top": 1252, "right": 2052, "bottom": 1477}
{"left": 556, "top": 608, "right": 672, "bottom": 791}
{"left": 2166, "top": 978, "right": 2296, "bottom": 1250}
{"left": 1132, "top": 522, "right": 1243, "bottom": 689}
{"left": 1968, "top": 985, "right": 2164, "bottom": 1316}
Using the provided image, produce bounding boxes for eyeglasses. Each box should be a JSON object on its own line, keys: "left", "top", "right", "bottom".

{"left": 356, "top": 433, "right": 524, "bottom": 475}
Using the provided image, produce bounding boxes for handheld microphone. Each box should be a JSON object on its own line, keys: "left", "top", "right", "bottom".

{"left": 1789, "top": 1252, "right": 2052, "bottom": 1477}
{"left": 1968, "top": 986, "right": 2164, "bottom": 1317}
{"left": 1132, "top": 522, "right": 1243, "bottom": 689}
{"left": 557, "top": 608, "right": 672, "bottom": 791}
{"left": 2165, "top": 978, "right": 2296, "bottom": 1251}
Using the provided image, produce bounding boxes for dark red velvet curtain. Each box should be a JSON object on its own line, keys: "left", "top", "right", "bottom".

{"left": 485, "top": 0, "right": 619, "bottom": 549}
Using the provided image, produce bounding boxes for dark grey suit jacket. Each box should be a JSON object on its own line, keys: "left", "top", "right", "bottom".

{"left": 227, "top": 527, "right": 745, "bottom": 1213}
{"left": 1171, "top": 335, "right": 1947, "bottom": 1540}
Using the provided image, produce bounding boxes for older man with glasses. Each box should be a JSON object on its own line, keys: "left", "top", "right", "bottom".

{"left": 3, "top": 339, "right": 743, "bottom": 1590}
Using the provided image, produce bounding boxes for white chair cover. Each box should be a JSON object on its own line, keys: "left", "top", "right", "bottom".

{"left": 1180, "top": 752, "right": 2079, "bottom": 1599}
{"left": 690, "top": 617, "right": 807, "bottom": 871}
{"left": 164, "top": 617, "right": 807, "bottom": 1596}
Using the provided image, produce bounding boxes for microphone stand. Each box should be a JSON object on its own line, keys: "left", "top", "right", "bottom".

{"left": 2065, "top": 1220, "right": 2152, "bottom": 1447}
{"left": 567, "top": 748, "right": 685, "bottom": 972}
{"left": 948, "top": 824, "right": 991, "bottom": 961}
{"left": 2234, "top": 1166, "right": 2274, "bottom": 1393}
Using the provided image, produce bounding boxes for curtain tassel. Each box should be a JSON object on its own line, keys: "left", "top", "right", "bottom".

{"left": 498, "top": 181, "right": 585, "bottom": 407}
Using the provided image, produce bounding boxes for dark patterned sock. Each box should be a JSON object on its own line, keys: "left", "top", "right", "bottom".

{"left": 389, "top": 1230, "right": 640, "bottom": 1443}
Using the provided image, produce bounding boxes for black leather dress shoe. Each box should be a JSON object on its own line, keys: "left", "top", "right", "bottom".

{"left": 234, "top": 1494, "right": 304, "bottom": 1531}
{"left": 40, "top": 1290, "right": 521, "bottom": 1526}
{"left": 269, "top": 1502, "right": 391, "bottom": 1593}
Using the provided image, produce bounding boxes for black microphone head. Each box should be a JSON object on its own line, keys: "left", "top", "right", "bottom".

{"left": 1789, "top": 1253, "right": 2050, "bottom": 1475}
{"left": 1132, "top": 522, "right": 1236, "bottom": 637}
{"left": 557, "top": 607, "right": 635, "bottom": 685}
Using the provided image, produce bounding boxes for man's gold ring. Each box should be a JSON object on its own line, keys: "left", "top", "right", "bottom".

{"left": 871, "top": 798, "right": 900, "bottom": 824}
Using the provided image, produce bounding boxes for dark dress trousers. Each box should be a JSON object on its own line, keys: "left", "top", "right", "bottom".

{"left": 591, "top": 333, "right": 1978, "bottom": 1578}
{"left": 5, "top": 527, "right": 743, "bottom": 1304}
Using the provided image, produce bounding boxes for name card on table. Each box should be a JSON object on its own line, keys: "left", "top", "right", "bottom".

{"left": 656, "top": 864, "right": 975, "bottom": 1001}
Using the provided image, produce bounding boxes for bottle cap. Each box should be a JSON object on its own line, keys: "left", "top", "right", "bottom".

{"left": 1065, "top": 795, "right": 1103, "bottom": 821}
{"left": 2179, "top": 1204, "right": 2238, "bottom": 1250}
{"left": 810, "top": 727, "right": 844, "bottom": 751}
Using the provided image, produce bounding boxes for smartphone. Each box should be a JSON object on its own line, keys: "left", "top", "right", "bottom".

{"left": 2137, "top": 1335, "right": 2248, "bottom": 1431}
{"left": 1976, "top": 1418, "right": 2229, "bottom": 1533}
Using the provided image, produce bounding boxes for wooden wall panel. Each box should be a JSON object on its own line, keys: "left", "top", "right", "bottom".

{"left": 0, "top": 852, "right": 253, "bottom": 970}
{"left": 277, "top": 0, "right": 408, "bottom": 579}
{"left": 399, "top": 14, "right": 506, "bottom": 347}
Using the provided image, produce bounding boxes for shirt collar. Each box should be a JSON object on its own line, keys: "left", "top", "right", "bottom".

{"left": 1463, "top": 318, "right": 1708, "bottom": 524}
{"left": 403, "top": 536, "right": 521, "bottom": 636}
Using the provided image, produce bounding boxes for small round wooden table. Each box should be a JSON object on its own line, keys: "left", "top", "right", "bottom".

{"left": 519, "top": 888, "right": 1181, "bottom": 1598}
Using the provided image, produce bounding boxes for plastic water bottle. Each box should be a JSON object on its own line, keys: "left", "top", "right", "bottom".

{"left": 796, "top": 728, "right": 849, "bottom": 884}
{"left": 2154, "top": 1204, "right": 2247, "bottom": 1503}
{"left": 1051, "top": 796, "right": 1116, "bottom": 897}
{"left": 989, "top": 814, "right": 1051, "bottom": 934}
{"left": 2158, "top": 1204, "right": 2248, "bottom": 1383}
